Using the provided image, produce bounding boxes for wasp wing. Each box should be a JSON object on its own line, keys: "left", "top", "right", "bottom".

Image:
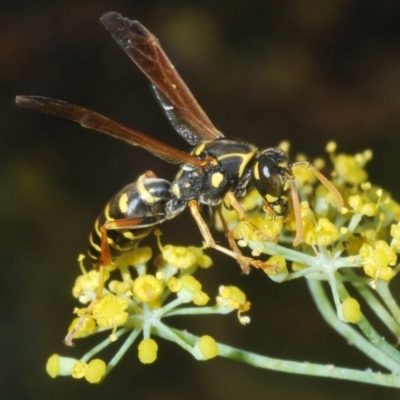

{"left": 15, "top": 96, "right": 204, "bottom": 167}
{"left": 100, "top": 12, "right": 224, "bottom": 145}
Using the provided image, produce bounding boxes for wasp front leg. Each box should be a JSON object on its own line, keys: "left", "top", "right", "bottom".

{"left": 188, "top": 199, "right": 277, "bottom": 274}
{"left": 215, "top": 204, "right": 252, "bottom": 274}
{"left": 223, "top": 191, "right": 279, "bottom": 243}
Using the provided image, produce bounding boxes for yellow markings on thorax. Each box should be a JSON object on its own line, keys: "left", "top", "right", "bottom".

{"left": 282, "top": 180, "right": 290, "bottom": 192}
{"left": 266, "top": 194, "right": 279, "bottom": 203}
{"left": 272, "top": 204, "right": 283, "bottom": 215}
{"left": 193, "top": 142, "right": 208, "bottom": 156}
{"left": 172, "top": 182, "right": 181, "bottom": 197}
{"left": 218, "top": 149, "right": 257, "bottom": 178}
{"left": 118, "top": 193, "right": 129, "bottom": 214}
{"left": 211, "top": 172, "right": 224, "bottom": 188}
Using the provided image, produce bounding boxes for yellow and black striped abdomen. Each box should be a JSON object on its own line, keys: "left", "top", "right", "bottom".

{"left": 87, "top": 174, "right": 173, "bottom": 268}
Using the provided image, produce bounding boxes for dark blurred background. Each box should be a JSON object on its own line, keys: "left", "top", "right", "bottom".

{"left": 2, "top": 1, "right": 400, "bottom": 399}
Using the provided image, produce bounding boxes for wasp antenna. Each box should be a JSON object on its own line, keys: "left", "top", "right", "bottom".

{"left": 290, "top": 179, "right": 304, "bottom": 246}
{"left": 293, "top": 162, "right": 344, "bottom": 211}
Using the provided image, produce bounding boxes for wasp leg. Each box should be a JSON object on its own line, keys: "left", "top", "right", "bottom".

{"left": 64, "top": 215, "right": 160, "bottom": 346}
{"left": 141, "top": 170, "right": 158, "bottom": 179}
{"left": 215, "top": 205, "right": 250, "bottom": 274}
{"left": 188, "top": 200, "right": 277, "bottom": 274}
{"left": 224, "top": 191, "right": 277, "bottom": 242}
{"left": 286, "top": 176, "right": 303, "bottom": 246}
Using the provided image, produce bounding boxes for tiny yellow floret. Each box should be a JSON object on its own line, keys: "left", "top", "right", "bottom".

{"left": 187, "top": 246, "right": 213, "bottom": 268}
{"left": 304, "top": 217, "right": 339, "bottom": 246}
{"left": 46, "top": 355, "right": 78, "bottom": 378}
{"left": 109, "top": 280, "right": 132, "bottom": 296}
{"left": 334, "top": 154, "right": 368, "bottom": 185}
{"left": 72, "top": 269, "right": 109, "bottom": 300}
{"left": 391, "top": 223, "right": 400, "bottom": 239}
{"left": 167, "top": 276, "right": 181, "bottom": 292}
{"left": 359, "top": 241, "right": 397, "bottom": 281}
{"left": 138, "top": 338, "right": 158, "bottom": 364}
{"left": 72, "top": 360, "right": 87, "bottom": 379}
{"left": 264, "top": 255, "right": 287, "bottom": 276}
{"left": 161, "top": 244, "right": 198, "bottom": 269}
{"left": 197, "top": 335, "right": 218, "bottom": 360}
{"left": 360, "top": 203, "right": 377, "bottom": 217}
{"left": 116, "top": 246, "right": 153, "bottom": 268}
{"left": 67, "top": 316, "right": 97, "bottom": 339}
{"left": 217, "top": 286, "right": 251, "bottom": 314}
{"left": 85, "top": 359, "right": 106, "bottom": 384}
{"left": 342, "top": 298, "right": 361, "bottom": 323}
{"left": 180, "top": 275, "right": 202, "bottom": 293}
{"left": 193, "top": 290, "right": 210, "bottom": 306}
{"left": 92, "top": 293, "right": 129, "bottom": 328}
{"left": 133, "top": 275, "right": 163, "bottom": 302}
{"left": 348, "top": 195, "right": 363, "bottom": 210}
{"left": 46, "top": 354, "right": 60, "bottom": 378}
{"left": 326, "top": 141, "right": 337, "bottom": 153}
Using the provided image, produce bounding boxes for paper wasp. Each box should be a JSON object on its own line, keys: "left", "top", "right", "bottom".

{"left": 16, "top": 12, "right": 342, "bottom": 343}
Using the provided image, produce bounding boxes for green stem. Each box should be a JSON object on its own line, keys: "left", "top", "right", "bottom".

{"left": 307, "top": 279, "right": 400, "bottom": 373}
{"left": 376, "top": 280, "right": 400, "bottom": 327}
{"left": 152, "top": 320, "right": 194, "bottom": 353}
{"left": 334, "top": 277, "right": 400, "bottom": 365}
{"left": 356, "top": 314, "right": 400, "bottom": 365}
{"left": 81, "top": 327, "right": 129, "bottom": 363}
{"left": 105, "top": 328, "right": 141, "bottom": 376}
{"left": 168, "top": 328, "right": 400, "bottom": 388}
{"left": 344, "top": 270, "right": 400, "bottom": 337}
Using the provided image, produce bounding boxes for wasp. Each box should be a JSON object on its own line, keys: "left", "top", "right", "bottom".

{"left": 16, "top": 12, "right": 342, "bottom": 344}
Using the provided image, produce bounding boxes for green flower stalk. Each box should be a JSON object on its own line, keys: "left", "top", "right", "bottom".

{"left": 46, "top": 142, "right": 400, "bottom": 388}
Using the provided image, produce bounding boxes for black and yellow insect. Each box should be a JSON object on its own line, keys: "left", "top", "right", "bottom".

{"left": 16, "top": 12, "right": 342, "bottom": 342}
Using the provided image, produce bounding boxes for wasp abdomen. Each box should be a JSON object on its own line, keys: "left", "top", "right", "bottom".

{"left": 87, "top": 174, "right": 173, "bottom": 268}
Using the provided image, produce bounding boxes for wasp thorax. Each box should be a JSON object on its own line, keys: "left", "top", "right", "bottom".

{"left": 252, "top": 147, "right": 292, "bottom": 216}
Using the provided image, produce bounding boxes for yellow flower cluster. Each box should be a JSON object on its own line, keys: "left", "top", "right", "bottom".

{"left": 49, "top": 222, "right": 254, "bottom": 383}
{"left": 47, "top": 141, "right": 400, "bottom": 383}
{"left": 217, "top": 286, "right": 251, "bottom": 324}
{"left": 303, "top": 216, "right": 340, "bottom": 247}
{"left": 327, "top": 142, "right": 372, "bottom": 185}
{"left": 347, "top": 194, "right": 378, "bottom": 217}
{"left": 233, "top": 216, "right": 283, "bottom": 246}
{"left": 359, "top": 240, "right": 397, "bottom": 281}
{"left": 167, "top": 275, "right": 210, "bottom": 305}
{"left": 229, "top": 142, "right": 400, "bottom": 285}
{"left": 46, "top": 354, "right": 106, "bottom": 384}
